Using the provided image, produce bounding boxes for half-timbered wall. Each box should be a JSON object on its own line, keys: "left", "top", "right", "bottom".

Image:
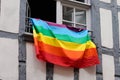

{"left": 91, "top": 0, "right": 120, "bottom": 80}
{"left": 0, "top": 0, "right": 120, "bottom": 80}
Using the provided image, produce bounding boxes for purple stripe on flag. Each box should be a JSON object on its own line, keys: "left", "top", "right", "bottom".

{"left": 46, "top": 21, "right": 66, "bottom": 28}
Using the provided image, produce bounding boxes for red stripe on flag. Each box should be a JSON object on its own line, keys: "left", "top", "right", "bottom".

{"left": 35, "top": 49, "right": 100, "bottom": 68}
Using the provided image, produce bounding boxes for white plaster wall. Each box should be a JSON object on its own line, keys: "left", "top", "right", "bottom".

{"left": 0, "top": 0, "right": 20, "bottom": 33}
{"left": 0, "top": 38, "right": 18, "bottom": 80}
{"left": 118, "top": 12, "right": 120, "bottom": 48}
{"left": 117, "top": 0, "right": 120, "bottom": 5}
{"left": 26, "top": 43, "right": 46, "bottom": 80}
{"left": 79, "top": 66, "right": 96, "bottom": 80}
{"left": 100, "top": 8, "right": 113, "bottom": 48}
{"left": 102, "top": 54, "right": 115, "bottom": 80}
{"left": 100, "top": 0, "right": 111, "bottom": 3}
{"left": 54, "top": 65, "right": 74, "bottom": 80}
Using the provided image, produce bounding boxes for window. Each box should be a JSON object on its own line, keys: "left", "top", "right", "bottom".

{"left": 25, "top": 0, "right": 91, "bottom": 33}
{"left": 27, "top": 0, "right": 56, "bottom": 22}
{"left": 62, "top": 6, "right": 86, "bottom": 28}
{"left": 25, "top": 0, "right": 56, "bottom": 33}
{"left": 56, "top": 0, "right": 91, "bottom": 29}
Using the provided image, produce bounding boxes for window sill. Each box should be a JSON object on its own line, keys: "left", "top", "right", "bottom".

{"left": 22, "top": 32, "right": 33, "bottom": 42}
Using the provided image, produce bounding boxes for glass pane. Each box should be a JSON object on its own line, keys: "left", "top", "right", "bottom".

{"left": 75, "top": 0, "right": 84, "bottom": 2}
{"left": 63, "top": 22, "right": 74, "bottom": 27}
{"left": 75, "top": 24, "right": 86, "bottom": 28}
{"left": 75, "top": 9, "right": 86, "bottom": 24}
{"left": 63, "top": 6, "right": 74, "bottom": 21}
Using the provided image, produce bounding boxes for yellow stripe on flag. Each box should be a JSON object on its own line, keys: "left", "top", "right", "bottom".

{"left": 33, "top": 30, "right": 96, "bottom": 51}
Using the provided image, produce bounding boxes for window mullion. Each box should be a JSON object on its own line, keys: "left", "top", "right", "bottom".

{"left": 73, "top": 8, "right": 76, "bottom": 27}
{"left": 86, "top": 9, "right": 91, "bottom": 30}
{"left": 85, "top": 0, "right": 90, "bottom": 4}
{"left": 56, "top": 0, "right": 63, "bottom": 24}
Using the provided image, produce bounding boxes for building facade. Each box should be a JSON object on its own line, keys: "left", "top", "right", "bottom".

{"left": 0, "top": 0, "right": 120, "bottom": 80}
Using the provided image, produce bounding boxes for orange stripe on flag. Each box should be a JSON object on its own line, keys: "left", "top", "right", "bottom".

{"left": 35, "top": 41, "right": 98, "bottom": 60}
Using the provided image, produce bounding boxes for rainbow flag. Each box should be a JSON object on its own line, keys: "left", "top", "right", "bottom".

{"left": 31, "top": 18, "right": 100, "bottom": 68}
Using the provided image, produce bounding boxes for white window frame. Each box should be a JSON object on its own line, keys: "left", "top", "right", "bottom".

{"left": 71, "top": 0, "right": 91, "bottom": 4}
{"left": 56, "top": 0, "right": 91, "bottom": 30}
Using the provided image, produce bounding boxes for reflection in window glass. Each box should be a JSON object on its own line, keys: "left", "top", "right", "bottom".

{"left": 75, "top": 24, "right": 86, "bottom": 28}
{"left": 63, "top": 22, "right": 74, "bottom": 27}
{"left": 63, "top": 6, "right": 73, "bottom": 21}
{"left": 75, "top": 9, "right": 86, "bottom": 24}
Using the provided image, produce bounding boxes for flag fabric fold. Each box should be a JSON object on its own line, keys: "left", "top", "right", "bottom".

{"left": 31, "top": 18, "right": 100, "bottom": 68}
